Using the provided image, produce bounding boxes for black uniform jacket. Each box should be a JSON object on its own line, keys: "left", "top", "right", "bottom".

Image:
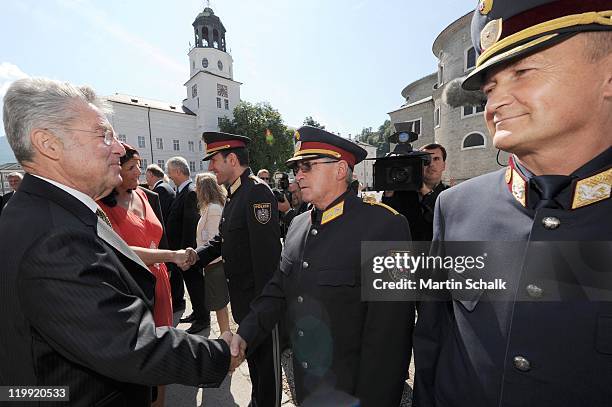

{"left": 413, "top": 148, "right": 612, "bottom": 407}
{"left": 0, "top": 174, "right": 229, "bottom": 406}
{"left": 196, "top": 168, "right": 281, "bottom": 323}
{"left": 238, "top": 190, "right": 415, "bottom": 407}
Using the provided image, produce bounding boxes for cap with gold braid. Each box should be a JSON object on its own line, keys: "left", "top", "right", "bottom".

{"left": 202, "top": 131, "right": 250, "bottom": 161}
{"left": 286, "top": 125, "right": 367, "bottom": 169}
{"left": 462, "top": 0, "right": 612, "bottom": 90}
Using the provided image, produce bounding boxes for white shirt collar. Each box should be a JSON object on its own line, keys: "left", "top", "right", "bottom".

{"left": 31, "top": 174, "right": 99, "bottom": 214}
{"left": 177, "top": 179, "right": 191, "bottom": 193}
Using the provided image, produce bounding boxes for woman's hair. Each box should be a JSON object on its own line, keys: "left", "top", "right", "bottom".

{"left": 100, "top": 142, "right": 140, "bottom": 207}
{"left": 195, "top": 172, "right": 226, "bottom": 210}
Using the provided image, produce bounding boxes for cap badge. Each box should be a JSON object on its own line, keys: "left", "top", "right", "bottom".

{"left": 295, "top": 141, "right": 302, "bottom": 153}
{"left": 294, "top": 130, "right": 301, "bottom": 141}
{"left": 478, "top": 0, "right": 493, "bottom": 15}
{"left": 481, "top": 18, "right": 503, "bottom": 51}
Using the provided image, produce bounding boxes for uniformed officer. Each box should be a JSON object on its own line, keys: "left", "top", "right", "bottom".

{"left": 413, "top": 1, "right": 612, "bottom": 406}
{"left": 230, "top": 126, "right": 415, "bottom": 406}
{"left": 194, "top": 132, "right": 282, "bottom": 407}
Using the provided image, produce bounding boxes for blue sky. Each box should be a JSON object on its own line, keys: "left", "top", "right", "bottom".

{"left": 1, "top": 0, "right": 473, "bottom": 162}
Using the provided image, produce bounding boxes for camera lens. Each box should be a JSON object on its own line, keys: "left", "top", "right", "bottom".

{"left": 389, "top": 167, "right": 411, "bottom": 183}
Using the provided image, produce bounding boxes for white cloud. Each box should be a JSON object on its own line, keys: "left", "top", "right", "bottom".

{"left": 0, "top": 63, "right": 29, "bottom": 99}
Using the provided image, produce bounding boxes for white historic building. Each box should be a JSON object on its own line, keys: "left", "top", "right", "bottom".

{"left": 105, "top": 6, "right": 241, "bottom": 179}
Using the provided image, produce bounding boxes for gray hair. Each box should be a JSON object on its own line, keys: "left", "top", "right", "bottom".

{"left": 2, "top": 77, "right": 111, "bottom": 164}
{"left": 166, "top": 156, "right": 190, "bottom": 177}
{"left": 345, "top": 166, "right": 353, "bottom": 186}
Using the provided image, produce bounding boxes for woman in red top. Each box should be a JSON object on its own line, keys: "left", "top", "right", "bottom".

{"left": 98, "top": 144, "right": 192, "bottom": 407}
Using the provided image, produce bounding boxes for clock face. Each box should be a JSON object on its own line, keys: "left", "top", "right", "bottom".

{"left": 218, "top": 60, "right": 223, "bottom": 71}
{"left": 202, "top": 58, "right": 208, "bottom": 68}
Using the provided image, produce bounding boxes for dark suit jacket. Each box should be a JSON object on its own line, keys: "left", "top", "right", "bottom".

{"left": 165, "top": 180, "right": 199, "bottom": 251}
{"left": 0, "top": 174, "right": 229, "bottom": 406}
{"left": 140, "top": 186, "right": 169, "bottom": 250}
{"left": 153, "top": 180, "right": 175, "bottom": 224}
{"left": 0, "top": 190, "right": 14, "bottom": 217}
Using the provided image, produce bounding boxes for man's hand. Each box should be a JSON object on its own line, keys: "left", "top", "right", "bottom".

{"left": 229, "top": 333, "right": 247, "bottom": 371}
{"left": 175, "top": 248, "right": 198, "bottom": 270}
{"left": 220, "top": 330, "right": 233, "bottom": 348}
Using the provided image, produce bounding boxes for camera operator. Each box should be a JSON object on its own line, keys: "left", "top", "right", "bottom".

{"left": 417, "top": 143, "right": 449, "bottom": 239}
{"left": 380, "top": 142, "right": 448, "bottom": 242}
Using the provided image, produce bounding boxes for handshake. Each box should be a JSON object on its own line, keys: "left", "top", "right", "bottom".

{"left": 219, "top": 331, "right": 247, "bottom": 372}
{"left": 172, "top": 247, "right": 199, "bottom": 271}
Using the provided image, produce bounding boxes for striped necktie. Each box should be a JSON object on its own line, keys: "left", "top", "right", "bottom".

{"left": 96, "top": 207, "right": 113, "bottom": 228}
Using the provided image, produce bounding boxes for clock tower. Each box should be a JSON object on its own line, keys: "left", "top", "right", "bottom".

{"left": 183, "top": 5, "right": 241, "bottom": 133}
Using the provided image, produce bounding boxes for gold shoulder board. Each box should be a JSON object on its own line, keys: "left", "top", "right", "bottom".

{"left": 367, "top": 201, "right": 399, "bottom": 215}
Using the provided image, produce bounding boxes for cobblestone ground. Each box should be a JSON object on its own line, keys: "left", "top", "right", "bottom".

{"left": 168, "top": 299, "right": 414, "bottom": 406}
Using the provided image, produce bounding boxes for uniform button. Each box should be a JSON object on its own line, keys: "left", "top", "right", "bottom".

{"left": 298, "top": 330, "right": 304, "bottom": 337}
{"left": 526, "top": 284, "right": 543, "bottom": 298}
{"left": 222, "top": 217, "right": 225, "bottom": 222}
{"left": 302, "top": 261, "right": 309, "bottom": 269}
{"left": 222, "top": 259, "right": 226, "bottom": 264}
{"left": 302, "top": 361, "right": 308, "bottom": 369}
{"left": 513, "top": 355, "right": 531, "bottom": 372}
{"left": 226, "top": 198, "right": 230, "bottom": 202}
{"left": 226, "top": 278, "right": 230, "bottom": 283}
{"left": 297, "top": 296, "right": 304, "bottom": 303}
{"left": 310, "top": 229, "right": 318, "bottom": 236}
{"left": 542, "top": 216, "right": 560, "bottom": 230}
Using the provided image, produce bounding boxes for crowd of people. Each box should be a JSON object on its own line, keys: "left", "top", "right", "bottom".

{"left": 0, "top": 1, "right": 610, "bottom": 406}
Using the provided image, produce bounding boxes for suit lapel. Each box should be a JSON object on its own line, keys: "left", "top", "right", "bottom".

{"left": 95, "top": 216, "right": 150, "bottom": 271}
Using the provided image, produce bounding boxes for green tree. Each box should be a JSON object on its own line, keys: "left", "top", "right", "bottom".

{"left": 303, "top": 116, "right": 325, "bottom": 129}
{"left": 219, "top": 101, "right": 294, "bottom": 173}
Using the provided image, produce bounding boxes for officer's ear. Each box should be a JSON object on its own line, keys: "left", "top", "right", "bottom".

{"left": 336, "top": 160, "right": 349, "bottom": 181}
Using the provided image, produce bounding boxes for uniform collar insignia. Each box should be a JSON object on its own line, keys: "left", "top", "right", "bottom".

{"left": 506, "top": 157, "right": 528, "bottom": 207}
{"left": 228, "top": 176, "right": 242, "bottom": 196}
{"left": 321, "top": 201, "right": 344, "bottom": 225}
{"left": 571, "top": 167, "right": 611, "bottom": 210}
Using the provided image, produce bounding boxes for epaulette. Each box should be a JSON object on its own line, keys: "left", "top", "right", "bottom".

{"left": 366, "top": 201, "right": 399, "bottom": 215}
{"left": 249, "top": 174, "right": 265, "bottom": 185}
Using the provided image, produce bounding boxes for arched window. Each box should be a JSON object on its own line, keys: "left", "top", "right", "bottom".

{"left": 202, "top": 27, "right": 209, "bottom": 47}
{"left": 461, "top": 132, "right": 486, "bottom": 150}
{"left": 465, "top": 47, "right": 477, "bottom": 71}
{"left": 213, "top": 29, "right": 219, "bottom": 49}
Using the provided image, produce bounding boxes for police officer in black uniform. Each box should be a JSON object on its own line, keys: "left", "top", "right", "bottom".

{"left": 231, "top": 126, "right": 415, "bottom": 407}
{"left": 195, "top": 132, "right": 282, "bottom": 407}
{"left": 413, "top": 1, "right": 612, "bottom": 406}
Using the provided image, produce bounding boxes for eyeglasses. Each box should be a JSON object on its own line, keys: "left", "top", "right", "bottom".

{"left": 260, "top": 177, "right": 269, "bottom": 181}
{"left": 44, "top": 127, "right": 117, "bottom": 146}
{"left": 292, "top": 160, "right": 338, "bottom": 176}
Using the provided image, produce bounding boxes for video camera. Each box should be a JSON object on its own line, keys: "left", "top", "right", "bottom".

{"left": 372, "top": 122, "right": 431, "bottom": 191}
{"left": 273, "top": 171, "right": 291, "bottom": 203}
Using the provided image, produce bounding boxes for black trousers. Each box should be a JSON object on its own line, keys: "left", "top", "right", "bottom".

{"left": 167, "top": 263, "right": 186, "bottom": 312}
{"left": 180, "top": 264, "right": 208, "bottom": 320}
{"left": 246, "top": 326, "right": 281, "bottom": 407}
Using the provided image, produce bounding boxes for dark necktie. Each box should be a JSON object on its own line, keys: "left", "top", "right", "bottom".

{"left": 530, "top": 175, "right": 574, "bottom": 210}
{"left": 96, "top": 208, "right": 113, "bottom": 228}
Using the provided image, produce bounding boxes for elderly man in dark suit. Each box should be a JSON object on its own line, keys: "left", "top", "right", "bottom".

{"left": 0, "top": 77, "right": 235, "bottom": 406}
{"left": 165, "top": 156, "right": 209, "bottom": 333}
{"left": 0, "top": 171, "right": 23, "bottom": 217}
{"left": 413, "top": 1, "right": 612, "bottom": 406}
{"left": 145, "top": 164, "right": 175, "bottom": 222}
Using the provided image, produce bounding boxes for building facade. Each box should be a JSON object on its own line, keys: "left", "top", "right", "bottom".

{"left": 389, "top": 12, "right": 510, "bottom": 184}
{"left": 106, "top": 6, "right": 241, "bottom": 181}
